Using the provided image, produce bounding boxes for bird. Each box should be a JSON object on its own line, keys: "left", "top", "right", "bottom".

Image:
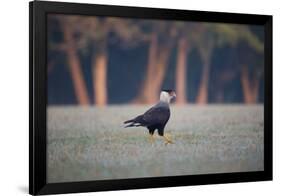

{"left": 124, "top": 90, "right": 176, "bottom": 145}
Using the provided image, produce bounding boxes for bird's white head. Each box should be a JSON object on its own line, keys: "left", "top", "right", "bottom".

{"left": 160, "top": 90, "right": 176, "bottom": 103}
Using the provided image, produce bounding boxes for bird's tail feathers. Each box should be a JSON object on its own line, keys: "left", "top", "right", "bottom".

{"left": 124, "top": 123, "right": 134, "bottom": 128}
{"left": 124, "top": 119, "right": 143, "bottom": 128}
{"left": 124, "top": 122, "right": 142, "bottom": 128}
{"left": 124, "top": 119, "right": 134, "bottom": 124}
{"left": 124, "top": 115, "right": 144, "bottom": 128}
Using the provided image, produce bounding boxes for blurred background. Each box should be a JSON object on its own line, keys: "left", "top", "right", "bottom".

{"left": 47, "top": 14, "right": 264, "bottom": 106}
{"left": 47, "top": 14, "right": 265, "bottom": 182}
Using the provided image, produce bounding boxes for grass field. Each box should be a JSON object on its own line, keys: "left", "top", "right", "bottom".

{"left": 47, "top": 105, "right": 264, "bottom": 183}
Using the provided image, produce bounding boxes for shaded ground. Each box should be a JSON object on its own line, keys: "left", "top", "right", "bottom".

{"left": 47, "top": 105, "right": 264, "bottom": 183}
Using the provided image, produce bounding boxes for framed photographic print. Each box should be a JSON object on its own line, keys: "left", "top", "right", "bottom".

{"left": 29, "top": 1, "right": 272, "bottom": 195}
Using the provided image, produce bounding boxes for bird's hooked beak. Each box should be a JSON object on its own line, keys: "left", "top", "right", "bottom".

{"left": 170, "top": 91, "right": 176, "bottom": 101}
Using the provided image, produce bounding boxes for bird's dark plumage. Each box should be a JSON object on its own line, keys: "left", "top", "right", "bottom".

{"left": 124, "top": 90, "right": 176, "bottom": 144}
{"left": 124, "top": 101, "right": 170, "bottom": 136}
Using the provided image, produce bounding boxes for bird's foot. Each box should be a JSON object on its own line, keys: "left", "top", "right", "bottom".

{"left": 163, "top": 135, "right": 174, "bottom": 145}
{"left": 165, "top": 140, "right": 174, "bottom": 145}
{"left": 149, "top": 134, "right": 155, "bottom": 144}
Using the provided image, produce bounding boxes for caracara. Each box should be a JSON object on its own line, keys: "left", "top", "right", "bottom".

{"left": 124, "top": 90, "right": 176, "bottom": 144}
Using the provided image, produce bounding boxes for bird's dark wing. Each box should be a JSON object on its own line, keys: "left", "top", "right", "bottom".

{"left": 142, "top": 105, "right": 170, "bottom": 126}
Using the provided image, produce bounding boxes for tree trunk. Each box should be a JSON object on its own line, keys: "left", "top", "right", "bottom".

{"left": 134, "top": 35, "right": 172, "bottom": 104}
{"left": 241, "top": 65, "right": 259, "bottom": 104}
{"left": 150, "top": 45, "right": 171, "bottom": 102}
{"left": 196, "top": 62, "right": 210, "bottom": 104}
{"left": 134, "top": 33, "right": 158, "bottom": 104}
{"left": 175, "top": 37, "right": 188, "bottom": 105}
{"left": 62, "top": 23, "right": 90, "bottom": 105}
{"left": 92, "top": 41, "right": 108, "bottom": 106}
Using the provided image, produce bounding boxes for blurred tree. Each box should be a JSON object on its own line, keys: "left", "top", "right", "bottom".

{"left": 49, "top": 15, "right": 264, "bottom": 105}
{"left": 135, "top": 21, "right": 176, "bottom": 104}
{"left": 195, "top": 23, "right": 263, "bottom": 104}
{"left": 76, "top": 17, "right": 108, "bottom": 106}
{"left": 196, "top": 24, "right": 215, "bottom": 104}
{"left": 174, "top": 22, "right": 201, "bottom": 104}
{"left": 90, "top": 19, "right": 108, "bottom": 106}
{"left": 226, "top": 26, "right": 263, "bottom": 104}
{"left": 237, "top": 40, "right": 263, "bottom": 104}
{"left": 78, "top": 17, "right": 142, "bottom": 106}
{"left": 241, "top": 65, "right": 259, "bottom": 103}
{"left": 53, "top": 15, "right": 91, "bottom": 105}
{"left": 175, "top": 36, "right": 188, "bottom": 104}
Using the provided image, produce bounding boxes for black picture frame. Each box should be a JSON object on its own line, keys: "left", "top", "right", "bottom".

{"left": 29, "top": 1, "right": 273, "bottom": 195}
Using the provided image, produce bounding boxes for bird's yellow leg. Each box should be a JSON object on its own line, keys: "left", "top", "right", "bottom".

{"left": 163, "top": 134, "right": 174, "bottom": 145}
{"left": 149, "top": 134, "right": 155, "bottom": 144}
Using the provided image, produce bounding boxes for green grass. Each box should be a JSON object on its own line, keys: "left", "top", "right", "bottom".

{"left": 47, "top": 104, "right": 264, "bottom": 183}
